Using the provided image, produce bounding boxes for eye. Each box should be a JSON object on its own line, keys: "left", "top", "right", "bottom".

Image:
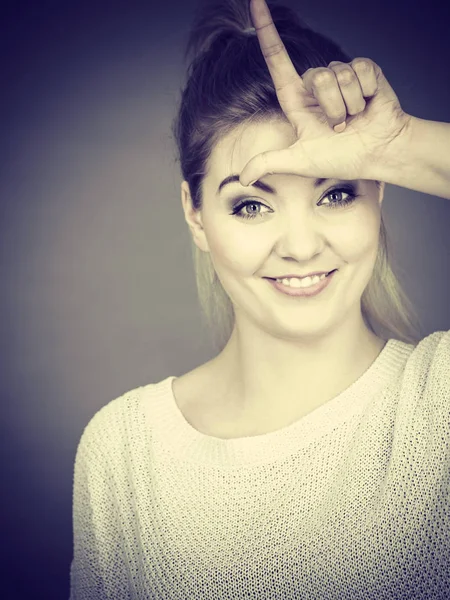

{"left": 229, "top": 185, "right": 359, "bottom": 221}
{"left": 319, "top": 185, "right": 358, "bottom": 209}
{"left": 230, "top": 199, "right": 271, "bottom": 220}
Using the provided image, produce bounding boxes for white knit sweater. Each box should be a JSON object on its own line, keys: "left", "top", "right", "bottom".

{"left": 69, "top": 331, "right": 450, "bottom": 599}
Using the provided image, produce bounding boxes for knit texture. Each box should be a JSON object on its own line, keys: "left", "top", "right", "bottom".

{"left": 69, "top": 331, "right": 450, "bottom": 599}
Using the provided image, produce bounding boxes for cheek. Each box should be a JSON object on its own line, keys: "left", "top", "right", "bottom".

{"left": 342, "top": 228, "right": 377, "bottom": 260}
{"left": 205, "top": 222, "right": 264, "bottom": 272}
{"left": 340, "top": 209, "right": 381, "bottom": 269}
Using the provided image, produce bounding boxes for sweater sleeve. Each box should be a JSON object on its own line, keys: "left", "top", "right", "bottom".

{"left": 69, "top": 412, "right": 128, "bottom": 600}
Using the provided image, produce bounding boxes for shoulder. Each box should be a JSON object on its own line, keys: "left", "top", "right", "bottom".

{"left": 400, "top": 330, "right": 450, "bottom": 396}
{"left": 420, "top": 329, "right": 450, "bottom": 382}
{"left": 75, "top": 383, "right": 155, "bottom": 461}
{"left": 407, "top": 330, "right": 450, "bottom": 369}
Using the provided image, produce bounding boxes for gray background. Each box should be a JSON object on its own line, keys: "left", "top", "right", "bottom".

{"left": 1, "top": 0, "right": 449, "bottom": 598}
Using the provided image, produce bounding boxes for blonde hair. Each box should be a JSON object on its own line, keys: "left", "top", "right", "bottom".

{"left": 172, "top": 0, "right": 424, "bottom": 352}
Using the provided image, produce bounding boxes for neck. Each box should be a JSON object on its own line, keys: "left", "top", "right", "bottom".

{"left": 209, "top": 314, "right": 386, "bottom": 421}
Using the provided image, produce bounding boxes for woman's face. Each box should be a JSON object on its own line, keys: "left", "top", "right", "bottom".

{"left": 181, "top": 117, "right": 385, "bottom": 339}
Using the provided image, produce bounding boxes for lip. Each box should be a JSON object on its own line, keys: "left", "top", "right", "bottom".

{"left": 266, "top": 269, "right": 337, "bottom": 298}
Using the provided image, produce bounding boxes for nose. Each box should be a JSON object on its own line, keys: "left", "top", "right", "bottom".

{"left": 274, "top": 213, "right": 327, "bottom": 261}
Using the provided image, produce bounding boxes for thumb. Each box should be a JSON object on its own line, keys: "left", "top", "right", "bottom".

{"left": 239, "top": 145, "right": 311, "bottom": 187}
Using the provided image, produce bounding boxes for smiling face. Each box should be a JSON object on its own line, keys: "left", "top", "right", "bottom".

{"left": 181, "top": 116, "right": 385, "bottom": 341}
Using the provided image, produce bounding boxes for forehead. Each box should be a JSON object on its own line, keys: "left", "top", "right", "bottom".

{"left": 207, "top": 118, "right": 297, "bottom": 177}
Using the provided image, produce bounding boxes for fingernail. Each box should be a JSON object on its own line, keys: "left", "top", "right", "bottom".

{"left": 246, "top": 179, "right": 257, "bottom": 187}
{"left": 333, "top": 121, "right": 346, "bottom": 133}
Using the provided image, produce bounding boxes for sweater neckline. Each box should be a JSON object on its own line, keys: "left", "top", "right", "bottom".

{"left": 143, "top": 338, "right": 414, "bottom": 466}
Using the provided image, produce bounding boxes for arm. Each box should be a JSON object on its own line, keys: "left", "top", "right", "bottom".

{"left": 70, "top": 428, "right": 127, "bottom": 600}
{"left": 70, "top": 437, "right": 108, "bottom": 600}
{"left": 372, "top": 115, "right": 450, "bottom": 200}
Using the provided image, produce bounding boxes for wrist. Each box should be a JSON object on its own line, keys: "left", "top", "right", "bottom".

{"left": 365, "top": 113, "right": 414, "bottom": 184}
{"left": 366, "top": 114, "right": 450, "bottom": 200}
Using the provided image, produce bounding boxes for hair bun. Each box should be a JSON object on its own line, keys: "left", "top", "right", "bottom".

{"left": 183, "top": 0, "right": 304, "bottom": 67}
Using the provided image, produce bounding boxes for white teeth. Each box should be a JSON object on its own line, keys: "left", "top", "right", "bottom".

{"left": 275, "top": 273, "right": 327, "bottom": 288}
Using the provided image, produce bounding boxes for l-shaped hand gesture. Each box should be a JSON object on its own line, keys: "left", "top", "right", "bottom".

{"left": 239, "top": 0, "right": 412, "bottom": 186}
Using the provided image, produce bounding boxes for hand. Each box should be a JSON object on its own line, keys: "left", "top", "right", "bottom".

{"left": 239, "top": 0, "right": 412, "bottom": 186}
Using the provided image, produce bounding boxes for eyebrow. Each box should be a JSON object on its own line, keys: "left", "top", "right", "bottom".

{"left": 217, "top": 174, "right": 333, "bottom": 195}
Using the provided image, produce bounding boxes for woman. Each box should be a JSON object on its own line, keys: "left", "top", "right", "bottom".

{"left": 70, "top": 0, "right": 450, "bottom": 598}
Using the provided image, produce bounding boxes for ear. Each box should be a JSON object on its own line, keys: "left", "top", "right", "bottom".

{"left": 181, "top": 181, "right": 210, "bottom": 253}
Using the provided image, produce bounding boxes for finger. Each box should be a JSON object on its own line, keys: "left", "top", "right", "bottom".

{"left": 352, "top": 58, "right": 401, "bottom": 109}
{"left": 328, "top": 61, "right": 366, "bottom": 117}
{"left": 350, "top": 59, "right": 379, "bottom": 98}
{"left": 302, "top": 68, "right": 347, "bottom": 130}
{"left": 239, "top": 144, "right": 312, "bottom": 187}
{"left": 249, "top": 0, "right": 307, "bottom": 112}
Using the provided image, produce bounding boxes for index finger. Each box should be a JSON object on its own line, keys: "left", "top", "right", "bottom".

{"left": 250, "top": 0, "right": 304, "bottom": 94}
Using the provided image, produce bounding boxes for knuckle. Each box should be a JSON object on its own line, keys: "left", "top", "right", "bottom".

{"left": 262, "top": 42, "right": 285, "bottom": 58}
{"left": 313, "top": 70, "right": 335, "bottom": 87}
{"left": 337, "top": 69, "right": 355, "bottom": 85}
{"left": 353, "top": 59, "right": 372, "bottom": 72}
